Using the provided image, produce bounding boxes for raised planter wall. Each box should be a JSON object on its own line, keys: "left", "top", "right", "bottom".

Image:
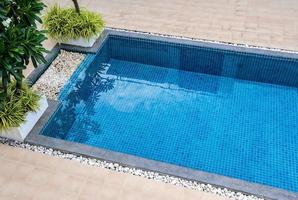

{"left": 62, "top": 36, "right": 97, "bottom": 48}
{"left": 0, "top": 95, "right": 48, "bottom": 141}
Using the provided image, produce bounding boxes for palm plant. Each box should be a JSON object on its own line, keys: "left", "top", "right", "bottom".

{"left": 0, "top": 0, "right": 47, "bottom": 101}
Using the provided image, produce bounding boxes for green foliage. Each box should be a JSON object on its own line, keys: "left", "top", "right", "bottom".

{"left": 0, "top": 82, "right": 40, "bottom": 130}
{"left": 0, "top": 0, "right": 10, "bottom": 23}
{"left": 44, "top": 5, "right": 104, "bottom": 41}
{"left": 0, "top": 0, "right": 47, "bottom": 100}
{"left": 14, "top": 82, "right": 40, "bottom": 112}
{"left": 10, "top": 0, "right": 45, "bottom": 26}
{"left": 0, "top": 95, "right": 25, "bottom": 129}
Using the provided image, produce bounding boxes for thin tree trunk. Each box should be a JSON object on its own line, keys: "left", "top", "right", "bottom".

{"left": 16, "top": 69, "right": 22, "bottom": 92}
{"left": 72, "top": 0, "right": 80, "bottom": 14}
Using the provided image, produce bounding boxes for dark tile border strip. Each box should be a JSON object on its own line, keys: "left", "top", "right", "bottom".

{"left": 105, "top": 27, "right": 298, "bottom": 57}
{"left": 26, "top": 28, "right": 298, "bottom": 200}
{"left": 104, "top": 28, "right": 298, "bottom": 60}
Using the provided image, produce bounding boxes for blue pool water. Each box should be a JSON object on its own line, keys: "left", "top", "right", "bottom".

{"left": 42, "top": 35, "right": 298, "bottom": 192}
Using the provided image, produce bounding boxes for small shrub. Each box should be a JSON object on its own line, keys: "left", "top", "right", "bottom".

{"left": 44, "top": 5, "right": 104, "bottom": 42}
{"left": 16, "top": 83, "right": 40, "bottom": 112}
{"left": 0, "top": 82, "right": 40, "bottom": 130}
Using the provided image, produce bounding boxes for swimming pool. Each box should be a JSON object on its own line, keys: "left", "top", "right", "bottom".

{"left": 41, "top": 32, "right": 298, "bottom": 193}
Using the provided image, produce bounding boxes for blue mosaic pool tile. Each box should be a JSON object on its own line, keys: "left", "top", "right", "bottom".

{"left": 59, "top": 54, "right": 96, "bottom": 100}
{"left": 108, "top": 35, "right": 298, "bottom": 88}
{"left": 41, "top": 35, "right": 298, "bottom": 192}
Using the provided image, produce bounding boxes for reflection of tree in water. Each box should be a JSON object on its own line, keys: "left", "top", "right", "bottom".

{"left": 46, "top": 62, "right": 115, "bottom": 142}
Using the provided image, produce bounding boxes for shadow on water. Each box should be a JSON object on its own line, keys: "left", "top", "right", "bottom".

{"left": 42, "top": 61, "right": 115, "bottom": 142}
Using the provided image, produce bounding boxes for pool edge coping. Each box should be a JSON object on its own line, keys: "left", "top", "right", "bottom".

{"left": 25, "top": 28, "right": 298, "bottom": 200}
{"left": 25, "top": 101, "right": 298, "bottom": 200}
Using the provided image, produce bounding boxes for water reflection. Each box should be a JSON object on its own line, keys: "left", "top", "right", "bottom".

{"left": 106, "top": 59, "right": 226, "bottom": 94}
{"left": 42, "top": 61, "right": 115, "bottom": 141}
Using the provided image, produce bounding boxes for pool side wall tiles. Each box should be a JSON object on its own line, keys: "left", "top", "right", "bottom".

{"left": 24, "top": 28, "right": 298, "bottom": 200}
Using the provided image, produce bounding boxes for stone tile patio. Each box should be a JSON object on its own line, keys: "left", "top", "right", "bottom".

{"left": 44, "top": 0, "right": 298, "bottom": 51}
{"left": 3, "top": 0, "right": 297, "bottom": 199}
{"left": 0, "top": 144, "right": 228, "bottom": 200}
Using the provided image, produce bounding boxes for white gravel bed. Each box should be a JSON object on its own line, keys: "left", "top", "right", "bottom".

{"left": 32, "top": 50, "right": 85, "bottom": 100}
{"left": 0, "top": 137, "right": 264, "bottom": 200}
